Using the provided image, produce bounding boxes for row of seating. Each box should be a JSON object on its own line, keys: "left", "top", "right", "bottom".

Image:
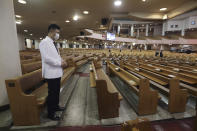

{"left": 5, "top": 52, "right": 92, "bottom": 126}
{"left": 89, "top": 60, "right": 122, "bottom": 119}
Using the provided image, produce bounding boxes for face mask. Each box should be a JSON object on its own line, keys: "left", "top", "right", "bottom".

{"left": 54, "top": 33, "right": 60, "bottom": 40}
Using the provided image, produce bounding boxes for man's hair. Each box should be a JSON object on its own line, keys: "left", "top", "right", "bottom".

{"left": 48, "top": 24, "right": 60, "bottom": 33}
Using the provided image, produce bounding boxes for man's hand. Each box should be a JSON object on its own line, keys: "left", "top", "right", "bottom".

{"left": 61, "top": 60, "right": 67, "bottom": 68}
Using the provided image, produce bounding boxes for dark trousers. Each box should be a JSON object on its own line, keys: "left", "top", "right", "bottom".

{"left": 45, "top": 77, "right": 61, "bottom": 116}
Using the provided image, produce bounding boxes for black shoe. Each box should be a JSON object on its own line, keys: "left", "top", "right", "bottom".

{"left": 47, "top": 115, "right": 61, "bottom": 121}
{"left": 56, "top": 107, "right": 65, "bottom": 111}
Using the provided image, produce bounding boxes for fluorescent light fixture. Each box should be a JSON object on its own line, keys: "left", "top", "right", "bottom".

{"left": 83, "top": 11, "right": 89, "bottom": 14}
{"left": 18, "top": 0, "right": 27, "bottom": 4}
{"left": 163, "top": 14, "right": 168, "bottom": 20}
{"left": 65, "top": 20, "right": 70, "bottom": 23}
{"left": 24, "top": 30, "right": 28, "bottom": 32}
{"left": 114, "top": 0, "right": 122, "bottom": 6}
{"left": 73, "top": 15, "right": 79, "bottom": 21}
{"left": 15, "top": 15, "right": 22, "bottom": 18}
{"left": 16, "top": 20, "right": 22, "bottom": 24}
{"left": 160, "top": 8, "right": 167, "bottom": 11}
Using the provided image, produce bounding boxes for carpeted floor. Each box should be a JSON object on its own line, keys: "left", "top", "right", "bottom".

{"left": 50, "top": 117, "right": 195, "bottom": 131}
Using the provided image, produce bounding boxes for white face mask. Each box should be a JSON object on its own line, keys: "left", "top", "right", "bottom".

{"left": 54, "top": 33, "right": 60, "bottom": 40}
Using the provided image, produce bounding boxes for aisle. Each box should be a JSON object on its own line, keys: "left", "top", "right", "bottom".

{"left": 59, "top": 63, "right": 137, "bottom": 126}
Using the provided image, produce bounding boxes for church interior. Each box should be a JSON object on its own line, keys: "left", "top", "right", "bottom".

{"left": 0, "top": 0, "right": 197, "bottom": 131}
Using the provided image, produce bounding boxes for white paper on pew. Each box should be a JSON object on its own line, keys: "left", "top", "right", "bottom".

{"left": 135, "top": 68, "right": 140, "bottom": 71}
{"left": 147, "top": 64, "right": 152, "bottom": 67}
{"left": 155, "top": 68, "right": 161, "bottom": 71}
{"left": 168, "top": 75, "right": 175, "bottom": 78}
{"left": 89, "top": 67, "right": 93, "bottom": 72}
{"left": 193, "top": 69, "right": 197, "bottom": 72}
{"left": 173, "top": 68, "right": 180, "bottom": 72}
{"left": 115, "top": 67, "right": 120, "bottom": 72}
{"left": 128, "top": 80, "right": 136, "bottom": 86}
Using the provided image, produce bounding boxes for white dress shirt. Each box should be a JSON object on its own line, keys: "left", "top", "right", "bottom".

{"left": 39, "top": 36, "right": 63, "bottom": 79}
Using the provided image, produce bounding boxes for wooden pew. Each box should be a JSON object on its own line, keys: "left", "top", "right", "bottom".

{"left": 121, "top": 61, "right": 188, "bottom": 113}
{"left": 67, "top": 55, "right": 88, "bottom": 68}
{"left": 89, "top": 61, "right": 122, "bottom": 119}
{"left": 121, "top": 118, "right": 153, "bottom": 131}
{"left": 5, "top": 57, "right": 75, "bottom": 126}
{"left": 5, "top": 69, "right": 47, "bottom": 126}
{"left": 107, "top": 62, "right": 159, "bottom": 115}
{"left": 21, "top": 61, "right": 42, "bottom": 74}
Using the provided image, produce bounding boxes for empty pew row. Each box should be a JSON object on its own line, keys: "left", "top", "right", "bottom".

{"left": 21, "top": 61, "right": 42, "bottom": 74}
{"left": 126, "top": 59, "right": 197, "bottom": 97}
{"left": 119, "top": 60, "right": 188, "bottom": 113}
{"left": 128, "top": 59, "right": 197, "bottom": 85}
{"left": 89, "top": 60, "right": 122, "bottom": 119}
{"left": 107, "top": 61, "right": 159, "bottom": 115}
{"left": 5, "top": 58, "right": 76, "bottom": 126}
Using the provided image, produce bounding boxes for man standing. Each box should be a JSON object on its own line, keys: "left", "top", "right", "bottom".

{"left": 39, "top": 24, "right": 67, "bottom": 120}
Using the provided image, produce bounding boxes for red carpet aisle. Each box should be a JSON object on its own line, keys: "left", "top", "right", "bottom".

{"left": 151, "top": 118, "right": 194, "bottom": 131}
{"left": 51, "top": 118, "right": 195, "bottom": 131}
{"left": 50, "top": 125, "right": 121, "bottom": 131}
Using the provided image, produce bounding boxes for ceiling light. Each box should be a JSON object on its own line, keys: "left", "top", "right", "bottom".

{"left": 18, "top": 0, "right": 27, "bottom": 4}
{"left": 40, "top": 38, "right": 42, "bottom": 40}
{"left": 15, "top": 15, "right": 22, "bottom": 18}
{"left": 114, "top": 0, "right": 122, "bottom": 7}
{"left": 24, "top": 30, "right": 28, "bottom": 32}
{"left": 73, "top": 15, "right": 79, "bottom": 21}
{"left": 30, "top": 34, "right": 33, "bottom": 36}
{"left": 83, "top": 11, "right": 89, "bottom": 14}
{"left": 16, "top": 20, "right": 22, "bottom": 24}
{"left": 142, "top": 0, "right": 146, "bottom": 2}
{"left": 160, "top": 8, "right": 167, "bottom": 11}
{"left": 65, "top": 20, "right": 70, "bottom": 23}
{"left": 163, "top": 14, "right": 168, "bottom": 20}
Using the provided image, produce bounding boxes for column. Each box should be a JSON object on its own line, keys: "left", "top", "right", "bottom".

{"left": 130, "top": 25, "right": 134, "bottom": 37}
{"left": 145, "top": 24, "right": 149, "bottom": 37}
{"left": 162, "top": 22, "right": 166, "bottom": 36}
{"left": 137, "top": 29, "right": 140, "bottom": 38}
{"left": 79, "top": 44, "right": 82, "bottom": 48}
{"left": 181, "top": 21, "right": 185, "bottom": 36}
{"left": 17, "top": 33, "right": 25, "bottom": 50}
{"left": 65, "top": 43, "right": 69, "bottom": 48}
{"left": 117, "top": 25, "right": 121, "bottom": 35}
{"left": 86, "top": 45, "right": 89, "bottom": 49}
{"left": 0, "top": 0, "right": 22, "bottom": 107}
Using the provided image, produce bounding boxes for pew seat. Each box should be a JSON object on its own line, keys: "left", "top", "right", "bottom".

{"left": 21, "top": 61, "right": 42, "bottom": 74}
{"left": 89, "top": 61, "right": 122, "bottom": 119}
{"left": 107, "top": 62, "right": 159, "bottom": 115}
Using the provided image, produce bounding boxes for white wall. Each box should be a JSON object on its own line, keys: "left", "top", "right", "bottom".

{"left": 35, "top": 40, "right": 40, "bottom": 49}
{"left": 0, "top": 0, "right": 22, "bottom": 107}
{"left": 17, "top": 33, "right": 25, "bottom": 50}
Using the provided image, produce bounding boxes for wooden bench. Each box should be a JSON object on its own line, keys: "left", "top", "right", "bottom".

{"left": 121, "top": 61, "right": 188, "bottom": 113}
{"left": 89, "top": 61, "right": 122, "bottom": 119}
{"left": 107, "top": 62, "right": 159, "bottom": 115}
{"left": 21, "top": 61, "right": 42, "bottom": 74}
{"left": 5, "top": 69, "right": 47, "bottom": 126}
{"left": 67, "top": 55, "right": 88, "bottom": 68}
{"left": 5, "top": 56, "right": 75, "bottom": 126}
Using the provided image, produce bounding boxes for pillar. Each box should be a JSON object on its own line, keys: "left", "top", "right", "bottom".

{"left": 145, "top": 24, "right": 149, "bottom": 37}
{"left": 162, "top": 22, "right": 166, "bottom": 36}
{"left": 117, "top": 25, "right": 121, "bottom": 35}
{"left": 17, "top": 33, "right": 25, "bottom": 50}
{"left": 137, "top": 29, "right": 140, "bottom": 38}
{"left": 0, "top": 0, "right": 22, "bottom": 107}
{"left": 130, "top": 25, "right": 134, "bottom": 37}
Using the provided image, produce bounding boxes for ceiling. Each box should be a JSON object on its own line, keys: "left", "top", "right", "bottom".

{"left": 14, "top": 0, "right": 194, "bottom": 40}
